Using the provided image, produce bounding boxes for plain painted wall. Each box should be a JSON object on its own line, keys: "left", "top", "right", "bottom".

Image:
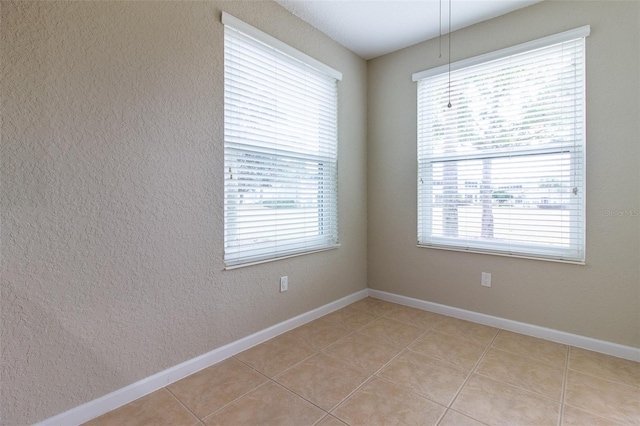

{"left": 0, "top": 1, "right": 367, "bottom": 424}
{"left": 368, "top": 1, "right": 639, "bottom": 348}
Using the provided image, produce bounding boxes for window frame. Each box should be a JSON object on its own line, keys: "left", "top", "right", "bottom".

{"left": 222, "top": 13, "right": 342, "bottom": 269}
{"left": 413, "top": 26, "right": 589, "bottom": 264}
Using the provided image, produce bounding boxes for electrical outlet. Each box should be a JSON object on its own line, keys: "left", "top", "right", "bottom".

{"left": 280, "top": 276, "right": 288, "bottom": 292}
{"left": 481, "top": 272, "right": 492, "bottom": 287}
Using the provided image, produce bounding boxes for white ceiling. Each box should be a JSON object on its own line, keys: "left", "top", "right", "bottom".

{"left": 274, "top": 0, "right": 543, "bottom": 60}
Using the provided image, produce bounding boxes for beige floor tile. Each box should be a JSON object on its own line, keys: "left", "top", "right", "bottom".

{"left": 377, "top": 350, "right": 469, "bottom": 406}
{"left": 234, "top": 335, "right": 316, "bottom": 377}
{"left": 84, "top": 389, "right": 198, "bottom": 426}
{"left": 561, "top": 405, "right": 620, "bottom": 426}
{"left": 451, "top": 374, "right": 560, "bottom": 426}
{"left": 332, "top": 377, "right": 446, "bottom": 426}
{"left": 285, "top": 317, "right": 351, "bottom": 350}
{"left": 383, "top": 305, "right": 444, "bottom": 330}
{"left": 569, "top": 347, "right": 640, "bottom": 387}
{"left": 349, "top": 297, "right": 399, "bottom": 317}
{"left": 358, "top": 317, "right": 424, "bottom": 348}
{"left": 438, "top": 409, "right": 486, "bottom": 426}
{"left": 564, "top": 369, "right": 640, "bottom": 424}
{"left": 475, "top": 348, "right": 564, "bottom": 401}
{"left": 316, "top": 415, "right": 348, "bottom": 426}
{"left": 492, "top": 330, "right": 568, "bottom": 368}
{"left": 202, "top": 381, "right": 324, "bottom": 426}
{"left": 322, "top": 306, "right": 378, "bottom": 330}
{"left": 274, "top": 353, "right": 369, "bottom": 411}
{"left": 432, "top": 317, "right": 498, "bottom": 346}
{"left": 167, "top": 358, "right": 267, "bottom": 419}
{"left": 410, "top": 331, "right": 486, "bottom": 370}
{"left": 323, "top": 332, "right": 402, "bottom": 374}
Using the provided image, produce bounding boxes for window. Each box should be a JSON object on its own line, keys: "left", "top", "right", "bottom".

{"left": 223, "top": 13, "right": 341, "bottom": 268}
{"left": 413, "top": 26, "right": 589, "bottom": 263}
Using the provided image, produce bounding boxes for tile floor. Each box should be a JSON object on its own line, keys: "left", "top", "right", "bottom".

{"left": 85, "top": 297, "right": 640, "bottom": 426}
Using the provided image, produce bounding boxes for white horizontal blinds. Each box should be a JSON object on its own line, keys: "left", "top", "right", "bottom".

{"left": 224, "top": 19, "right": 339, "bottom": 267}
{"left": 417, "top": 31, "right": 586, "bottom": 262}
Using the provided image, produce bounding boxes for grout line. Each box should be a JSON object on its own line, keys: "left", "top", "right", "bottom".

{"left": 321, "top": 330, "right": 423, "bottom": 381}
{"left": 471, "top": 370, "right": 563, "bottom": 403}
{"left": 312, "top": 414, "right": 328, "bottom": 426}
{"left": 231, "top": 353, "right": 277, "bottom": 379}
{"left": 389, "top": 319, "right": 447, "bottom": 333}
{"left": 269, "top": 354, "right": 372, "bottom": 424}
{"left": 371, "top": 374, "right": 448, "bottom": 412}
{"left": 266, "top": 349, "right": 319, "bottom": 379}
{"left": 367, "top": 322, "right": 436, "bottom": 377}
{"left": 564, "top": 364, "right": 639, "bottom": 388}
{"left": 402, "top": 346, "right": 472, "bottom": 373}
{"left": 561, "top": 402, "right": 627, "bottom": 424}
{"left": 158, "top": 337, "right": 326, "bottom": 424}
{"left": 326, "top": 375, "right": 377, "bottom": 416}
{"left": 484, "top": 345, "right": 570, "bottom": 373}
{"left": 557, "top": 345, "right": 570, "bottom": 426}
{"left": 313, "top": 413, "right": 342, "bottom": 426}
{"left": 434, "top": 407, "right": 449, "bottom": 426}
{"left": 320, "top": 328, "right": 360, "bottom": 351}
{"left": 566, "top": 369, "right": 640, "bottom": 389}
{"left": 372, "top": 345, "right": 409, "bottom": 377}
{"left": 446, "top": 328, "right": 572, "bottom": 413}
{"left": 320, "top": 347, "right": 375, "bottom": 373}
{"left": 561, "top": 349, "right": 638, "bottom": 424}
{"left": 437, "top": 408, "right": 492, "bottom": 426}
{"left": 447, "top": 329, "right": 500, "bottom": 409}
{"left": 267, "top": 377, "right": 330, "bottom": 415}
{"left": 461, "top": 335, "right": 566, "bottom": 405}
{"left": 162, "top": 387, "right": 202, "bottom": 422}
{"left": 200, "top": 377, "right": 274, "bottom": 422}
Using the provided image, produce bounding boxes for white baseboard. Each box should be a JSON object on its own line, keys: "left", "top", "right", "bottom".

{"left": 368, "top": 289, "right": 640, "bottom": 362}
{"left": 35, "top": 289, "right": 369, "bottom": 426}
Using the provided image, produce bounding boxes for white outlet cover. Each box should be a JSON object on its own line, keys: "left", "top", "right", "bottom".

{"left": 280, "top": 276, "right": 288, "bottom": 292}
{"left": 481, "top": 272, "right": 491, "bottom": 287}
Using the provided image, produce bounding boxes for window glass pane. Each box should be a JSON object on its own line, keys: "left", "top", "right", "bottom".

{"left": 427, "top": 153, "right": 576, "bottom": 247}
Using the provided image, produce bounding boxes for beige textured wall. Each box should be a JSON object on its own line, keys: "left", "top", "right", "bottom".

{"left": 0, "top": 1, "right": 367, "bottom": 424}
{"left": 368, "top": 1, "right": 640, "bottom": 348}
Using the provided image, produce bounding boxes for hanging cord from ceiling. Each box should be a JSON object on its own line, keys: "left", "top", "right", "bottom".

{"left": 439, "top": 0, "right": 442, "bottom": 58}
{"left": 447, "top": 0, "right": 452, "bottom": 108}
